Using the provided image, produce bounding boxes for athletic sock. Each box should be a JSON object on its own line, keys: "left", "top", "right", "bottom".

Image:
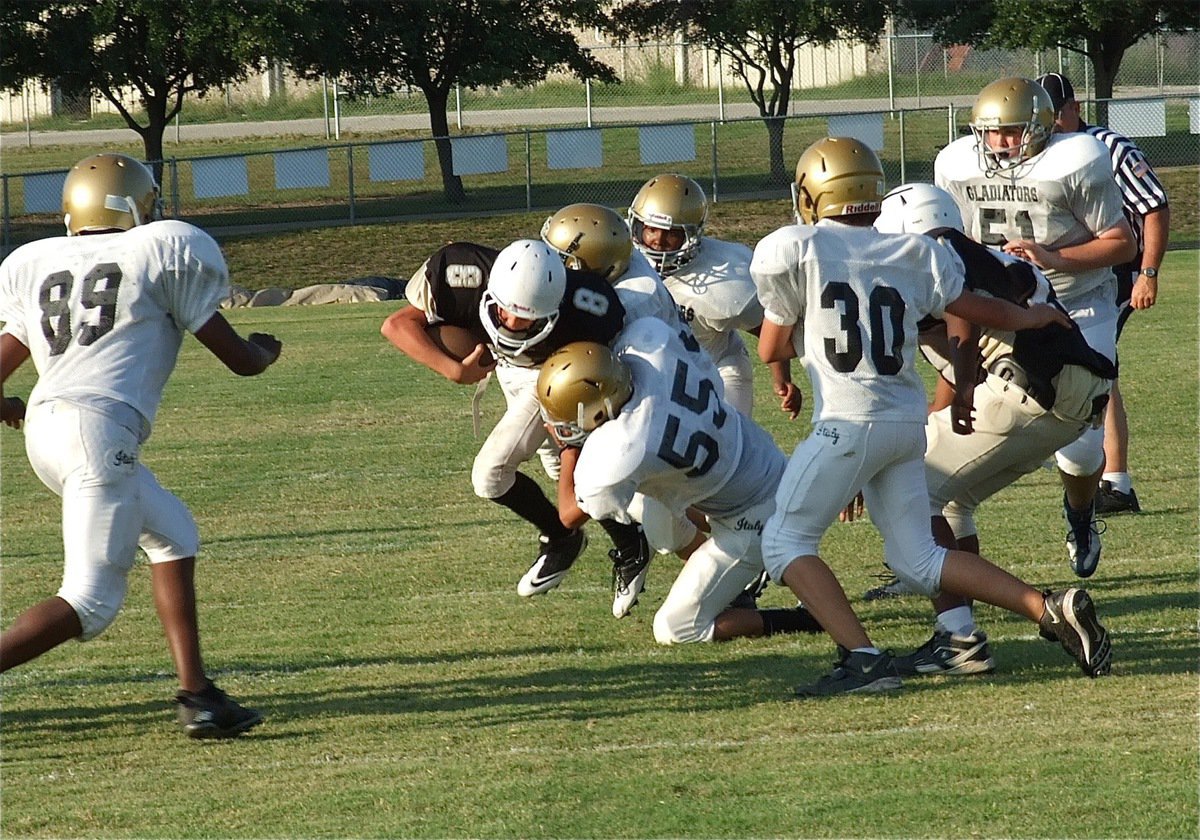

{"left": 759, "top": 607, "right": 823, "bottom": 636}
{"left": 936, "top": 606, "right": 977, "bottom": 637}
{"left": 492, "top": 472, "right": 571, "bottom": 540}
{"left": 1102, "top": 471, "right": 1133, "bottom": 494}
{"left": 596, "top": 518, "right": 643, "bottom": 556}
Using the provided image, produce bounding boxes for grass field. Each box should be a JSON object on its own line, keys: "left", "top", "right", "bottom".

{"left": 0, "top": 234, "right": 1196, "bottom": 836}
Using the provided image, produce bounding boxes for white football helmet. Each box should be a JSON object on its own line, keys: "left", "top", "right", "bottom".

{"left": 627, "top": 174, "right": 707, "bottom": 276}
{"left": 480, "top": 239, "right": 566, "bottom": 358}
{"left": 874, "top": 183, "right": 965, "bottom": 235}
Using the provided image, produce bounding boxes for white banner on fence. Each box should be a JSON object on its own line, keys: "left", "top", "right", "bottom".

{"left": 827, "top": 113, "right": 885, "bottom": 150}
{"left": 1109, "top": 100, "right": 1166, "bottom": 138}
{"left": 368, "top": 142, "right": 425, "bottom": 182}
{"left": 23, "top": 172, "right": 66, "bottom": 214}
{"left": 192, "top": 157, "right": 249, "bottom": 199}
{"left": 1188, "top": 99, "right": 1200, "bottom": 134}
{"left": 275, "top": 149, "right": 330, "bottom": 190}
{"left": 639, "top": 124, "right": 696, "bottom": 165}
{"left": 546, "top": 129, "right": 603, "bottom": 170}
{"left": 452, "top": 135, "right": 508, "bottom": 175}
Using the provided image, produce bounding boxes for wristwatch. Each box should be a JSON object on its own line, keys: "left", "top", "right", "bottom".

{"left": 1140, "top": 267, "right": 1159, "bottom": 278}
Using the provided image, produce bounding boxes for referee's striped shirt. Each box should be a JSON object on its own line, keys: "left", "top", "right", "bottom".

{"left": 1082, "top": 121, "right": 1169, "bottom": 254}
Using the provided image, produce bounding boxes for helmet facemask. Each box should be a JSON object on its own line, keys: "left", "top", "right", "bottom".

{"left": 628, "top": 174, "right": 707, "bottom": 277}
{"left": 969, "top": 77, "right": 1055, "bottom": 177}
{"left": 537, "top": 342, "right": 634, "bottom": 446}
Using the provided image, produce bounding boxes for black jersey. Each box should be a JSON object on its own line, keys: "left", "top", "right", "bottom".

{"left": 925, "top": 228, "right": 1116, "bottom": 385}
{"left": 418, "top": 241, "right": 626, "bottom": 365}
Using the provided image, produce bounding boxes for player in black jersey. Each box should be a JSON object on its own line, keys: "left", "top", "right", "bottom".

{"left": 382, "top": 239, "right": 647, "bottom": 604}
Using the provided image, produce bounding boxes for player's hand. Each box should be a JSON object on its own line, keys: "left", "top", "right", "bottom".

{"left": 1131, "top": 274, "right": 1158, "bottom": 310}
{"left": 1002, "top": 239, "right": 1055, "bottom": 271}
{"left": 248, "top": 332, "right": 283, "bottom": 365}
{"left": 454, "top": 344, "right": 497, "bottom": 384}
{"left": 838, "top": 491, "right": 865, "bottom": 523}
{"left": 775, "top": 381, "right": 803, "bottom": 420}
{"left": 1022, "top": 303, "right": 1073, "bottom": 331}
{"left": 1, "top": 396, "right": 26, "bottom": 429}
{"left": 950, "top": 387, "right": 975, "bottom": 435}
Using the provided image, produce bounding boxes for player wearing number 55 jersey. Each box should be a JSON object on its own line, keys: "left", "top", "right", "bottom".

{"left": 537, "top": 318, "right": 824, "bottom": 644}
{"left": 752, "top": 137, "right": 1111, "bottom": 697}
{"left": 0, "top": 153, "right": 281, "bottom": 738}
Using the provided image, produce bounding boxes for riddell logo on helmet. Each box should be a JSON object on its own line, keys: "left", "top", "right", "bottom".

{"left": 843, "top": 201, "right": 881, "bottom": 214}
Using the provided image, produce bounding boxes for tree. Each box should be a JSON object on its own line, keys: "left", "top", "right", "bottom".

{"left": 0, "top": 0, "right": 289, "bottom": 179}
{"left": 282, "top": 0, "right": 617, "bottom": 204}
{"left": 895, "top": 0, "right": 1196, "bottom": 119}
{"left": 607, "top": 0, "right": 890, "bottom": 184}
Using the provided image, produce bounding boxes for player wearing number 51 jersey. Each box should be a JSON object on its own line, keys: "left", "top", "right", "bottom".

{"left": 0, "top": 153, "right": 281, "bottom": 739}
{"left": 752, "top": 137, "right": 1111, "bottom": 697}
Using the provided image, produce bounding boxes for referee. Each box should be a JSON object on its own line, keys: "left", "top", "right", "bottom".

{"left": 1036, "top": 72, "right": 1171, "bottom": 516}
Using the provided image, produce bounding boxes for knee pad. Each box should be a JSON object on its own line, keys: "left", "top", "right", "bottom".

{"left": 889, "top": 543, "right": 946, "bottom": 597}
{"left": 471, "top": 452, "right": 513, "bottom": 499}
{"left": 58, "top": 571, "right": 129, "bottom": 641}
{"left": 536, "top": 440, "right": 561, "bottom": 481}
{"left": 1055, "top": 424, "right": 1105, "bottom": 476}
{"left": 941, "top": 501, "right": 977, "bottom": 542}
{"left": 652, "top": 605, "right": 709, "bottom": 645}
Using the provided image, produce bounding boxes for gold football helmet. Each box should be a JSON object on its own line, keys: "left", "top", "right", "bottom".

{"left": 536, "top": 341, "right": 634, "bottom": 446}
{"left": 541, "top": 203, "right": 632, "bottom": 283}
{"left": 792, "top": 137, "right": 886, "bottom": 225}
{"left": 62, "top": 153, "right": 160, "bottom": 235}
{"left": 627, "top": 174, "right": 707, "bottom": 276}
{"left": 969, "top": 77, "right": 1055, "bottom": 172}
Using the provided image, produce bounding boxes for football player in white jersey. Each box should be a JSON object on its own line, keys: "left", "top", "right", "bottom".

{"left": 536, "top": 319, "right": 823, "bottom": 643}
{"left": 873, "top": 183, "right": 1118, "bottom": 676}
{"left": 0, "top": 153, "right": 281, "bottom": 738}
{"left": 627, "top": 174, "right": 799, "bottom": 419}
{"left": 751, "top": 137, "right": 1112, "bottom": 696}
{"left": 381, "top": 240, "right": 653, "bottom": 614}
{"left": 935, "top": 77, "right": 1137, "bottom": 577}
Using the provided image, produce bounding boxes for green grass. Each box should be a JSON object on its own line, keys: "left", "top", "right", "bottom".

{"left": 0, "top": 237, "right": 1196, "bottom": 837}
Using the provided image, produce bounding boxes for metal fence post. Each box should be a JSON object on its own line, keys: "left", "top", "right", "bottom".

{"left": 170, "top": 159, "right": 180, "bottom": 217}
{"left": 347, "top": 145, "right": 356, "bottom": 224}
{"left": 586, "top": 79, "right": 593, "bottom": 128}
{"left": 710, "top": 121, "right": 719, "bottom": 203}
{"left": 323, "top": 75, "right": 331, "bottom": 139}
{"left": 455, "top": 85, "right": 463, "bottom": 130}
{"left": 333, "top": 79, "right": 342, "bottom": 141}
{"left": 947, "top": 103, "right": 956, "bottom": 145}
{"left": 3, "top": 174, "right": 10, "bottom": 253}
{"left": 525, "top": 129, "right": 532, "bottom": 210}
{"left": 898, "top": 109, "right": 906, "bottom": 183}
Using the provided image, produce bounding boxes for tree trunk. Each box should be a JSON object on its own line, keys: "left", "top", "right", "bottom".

{"left": 764, "top": 116, "right": 789, "bottom": 186}
{"left": 1089, "top": 38, "right": 1124, "bottom": 128}
{"left": 423, "top": 86, "right": 465, "bottom": 205}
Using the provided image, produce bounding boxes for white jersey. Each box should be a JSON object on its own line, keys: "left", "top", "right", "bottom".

{"left": 613, "top": 248, "right": 684, "bottom": 328}
{"left": 751, "top": 221, "right": 964, "bottom": 423}
{"left": 665, "top": 237, "right": 762, "bottom": 362}
{"left": 0, "top": 220, "right": 229, "bottom": 427}
{"left": 934, "top": 132, "right": 1127, "bottom": 303}
{"left": 574, "top": 317, "right": 780, "bottom": 523}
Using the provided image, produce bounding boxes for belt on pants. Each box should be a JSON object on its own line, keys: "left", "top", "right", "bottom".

{"left": 988, "top": 355, "right": 1055, "bottom": 411}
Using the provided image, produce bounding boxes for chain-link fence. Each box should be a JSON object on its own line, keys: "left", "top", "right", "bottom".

{"left": 4, "top": 31, "right": 1198, "bottom": 133}
{"left": 6, "top": 91, "right": 1196, "bottom": 253}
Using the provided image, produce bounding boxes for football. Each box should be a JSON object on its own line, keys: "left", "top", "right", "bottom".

{"left": 426, "top": 323, "right": 494, "bottom": 366}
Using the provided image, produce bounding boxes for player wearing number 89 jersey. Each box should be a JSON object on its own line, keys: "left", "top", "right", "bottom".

{"left": 0, "top": 152, "right": 280, "bottom": 738}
